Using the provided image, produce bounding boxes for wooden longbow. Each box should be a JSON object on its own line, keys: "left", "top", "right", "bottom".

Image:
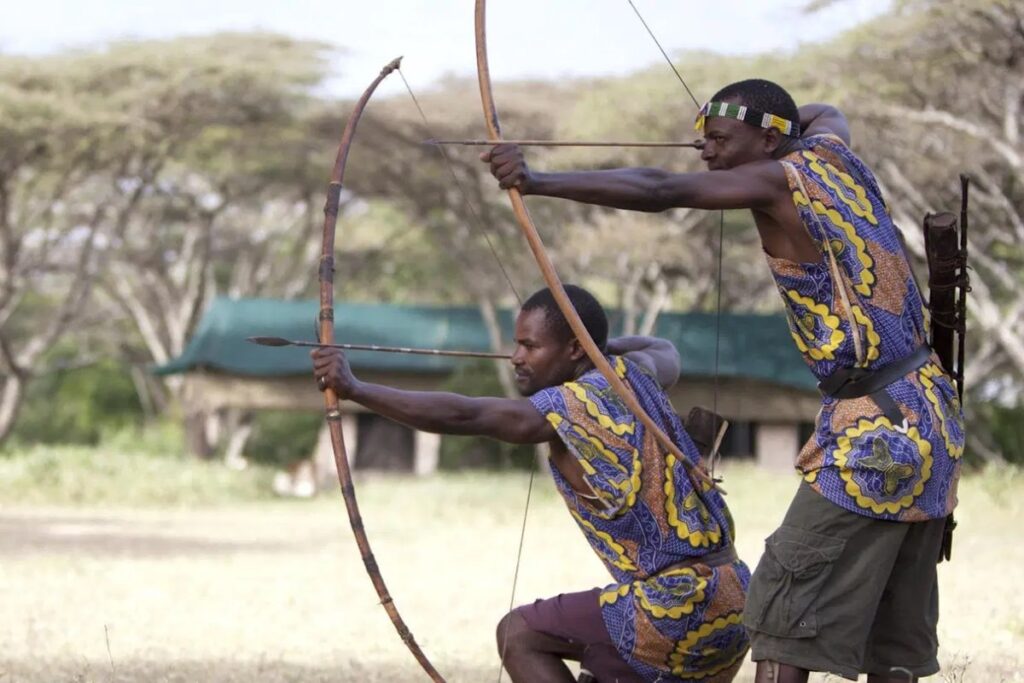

{"left": 316, "top": 55, "right": 446, "bottom": 683}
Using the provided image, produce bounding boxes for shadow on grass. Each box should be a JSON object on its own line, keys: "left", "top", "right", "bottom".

{"left": 1, "top": 658, "right": 496, "bottom": 682}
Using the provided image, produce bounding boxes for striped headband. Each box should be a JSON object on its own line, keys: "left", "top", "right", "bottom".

{"left": 695, "top": 101, "right": 800, "bottom": 137}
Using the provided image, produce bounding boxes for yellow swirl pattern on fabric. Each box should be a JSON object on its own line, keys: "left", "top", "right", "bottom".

{"left": 919, "top": 364, "right": 965, "bottom": 460}
{"left": 635, "top": 568, "right": 708, "bottom": 619}
{"left": 599, "top": 583, "right": 631, "bottom": 607}
{"left": 665, "top": 454, "right": 722, "bottom": 547}
{"left": 570, "top": 508, "right": 638, "bottom": 572}
{"left": 833, "top": 417, "right": 933, "bottom": 514}
{"left": 564, "top": 381, "right": 635, "bottom": 436}
{"left": 851, "top": 305, "right": 881, "bottom": 366}
{"left": 793, "top": 190, "right": 876, "bottom": 297}
{"left": 669, "top": 612, "right": 747, "bottom": 679}
{"left": 786, "top": 290, "right": 845, "bottom": 361}
{"left": 803, "top": 151, "right": 878, "bottom": 225}
{"left": 803, "top": 469, "right": 819, "bottom": 484}
{"left": 545, "top": 413, "right": 641, "bottom": 514}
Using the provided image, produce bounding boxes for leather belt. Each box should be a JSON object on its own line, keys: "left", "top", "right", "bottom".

{"left": 816, "top": 345, "right": 932, "bottom": 424}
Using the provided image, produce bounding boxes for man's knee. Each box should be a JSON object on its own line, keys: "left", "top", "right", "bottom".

{"left": 496, "top": 610, "right": 531, "bottom": 657}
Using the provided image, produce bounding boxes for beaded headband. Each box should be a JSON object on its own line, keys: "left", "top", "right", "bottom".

{"left": 695, "top": 101, "right": 800, "bottom": 137}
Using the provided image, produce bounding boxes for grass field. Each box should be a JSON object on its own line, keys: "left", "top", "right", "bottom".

{"left": 1, "top": 459, "right": 1021, "bottom": 682}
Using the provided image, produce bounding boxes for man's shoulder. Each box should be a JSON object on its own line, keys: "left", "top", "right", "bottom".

{"left": 803, "top": 134, "right": 867, "bottom": 168}
{"left": 806, "top": 132, "right": 850, "bottom": 148}
{"left": 617, "top": 355, "right": 659, "bottom": 384}
{"left": 778, "top": 135, "right": 846, "bottom": 162}
{"left": 536, "top": 357, "right": 667, "bottom": 407}
{"left": 548, "top": 357, "right": 658, "bottom": 399}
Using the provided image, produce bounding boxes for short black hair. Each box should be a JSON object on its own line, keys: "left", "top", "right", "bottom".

{"left": 521, "top": 285, "right": 608, "bottom": 351}
{"left": 711, "top": 79, "right": 799, "bottom": 134}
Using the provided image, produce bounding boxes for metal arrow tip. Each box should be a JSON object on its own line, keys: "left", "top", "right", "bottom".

{"left": 247, "top": 336, "right": 293, "bottom": 347}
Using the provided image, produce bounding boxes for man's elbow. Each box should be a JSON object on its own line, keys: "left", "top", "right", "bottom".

{"left": 659, "top": 365, "right": 682, "bottom": 390}
{"left": 654, "top": 340, "right": 682, "bottom": 385}
{"left": 630, "top": 169, "right": 683, "bottom": 212}
{"left": 501, "top": 421, "right": 551, "bottom": 445}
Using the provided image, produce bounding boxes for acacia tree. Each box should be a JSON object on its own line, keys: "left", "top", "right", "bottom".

{"left": 0, "top": 55, "right": 124, "bottom": 440}
{"left": 0, "top": 35, "right": 378, "bottom": 455}
{"left": 55, "top": 35, "right": 340, "bottom": 456}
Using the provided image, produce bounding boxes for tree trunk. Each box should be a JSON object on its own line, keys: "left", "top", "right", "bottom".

{"left": 0, "top": 375, "right": 25, "bottom": 443}
{"left": 478, "top": 295, "right": 517, "bottom": 398}
{"left": 223, "top": 411, "right": 254, "bottom": 470}
{"left": 184, "top": 411, "right": 215, "bottom": 460}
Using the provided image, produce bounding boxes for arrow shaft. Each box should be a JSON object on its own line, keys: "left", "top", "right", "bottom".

{"left": 427, "top": 138, "right": 703, "bottom": 149}
{"left": 296, "top": 339, "right": 509, "bottom": 359}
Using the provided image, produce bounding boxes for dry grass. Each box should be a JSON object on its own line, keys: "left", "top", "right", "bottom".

{"left": 0, "top": 463, "right": 1021, "bottom": 682}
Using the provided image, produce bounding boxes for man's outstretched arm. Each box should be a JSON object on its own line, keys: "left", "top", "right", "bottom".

{"left": 313, "top": 348, "right": 555, "bottom": 445}
{"left": 483, "top": 144, "right": 785, "bottom": 212}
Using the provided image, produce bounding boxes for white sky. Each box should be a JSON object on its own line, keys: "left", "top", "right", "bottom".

{"left": 0, "top": 0, "right": 892, "bottom": 98}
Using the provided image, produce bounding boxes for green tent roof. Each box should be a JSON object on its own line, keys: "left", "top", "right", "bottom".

{"left": 154, "top": 297, "right": 816, "bottom": 391}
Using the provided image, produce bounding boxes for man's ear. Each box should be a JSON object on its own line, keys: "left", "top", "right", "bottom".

{"left": 568, "top": 338, "right": 587, "bottom": 362}
{"left": 763, "top": 128, "right": 783, "bottom": 155}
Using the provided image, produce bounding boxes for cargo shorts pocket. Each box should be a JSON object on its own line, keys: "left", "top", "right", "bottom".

{"left": 743, "top": 525, "right": 845, "bottom": 639}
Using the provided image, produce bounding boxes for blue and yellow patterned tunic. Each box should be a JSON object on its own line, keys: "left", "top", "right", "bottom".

{"left": 530, "top": 356, "right": 749, "bottom": 682}
{"left": 769, "top": 134, "right": 964, "bottom": 522}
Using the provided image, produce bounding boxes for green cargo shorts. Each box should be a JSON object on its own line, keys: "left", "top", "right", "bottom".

{"left": 743, "top": 482, "right": 945, "bottom": 680}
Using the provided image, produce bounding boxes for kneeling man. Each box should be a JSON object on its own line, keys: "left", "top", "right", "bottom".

{"left": 313, "top": 285, "right": 749, "bottom": 683}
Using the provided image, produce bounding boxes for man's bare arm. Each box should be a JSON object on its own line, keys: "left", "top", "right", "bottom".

{"left": 607, "top": 336, "right": 681, "bottom": 389}
{"left": 312, "top": 346, "right": 554, "bottom": 444}
{"left": 799, "top": 104, "right": 851, "bottom": 145}
{"left": 485, "top": 145, "right": 786, "bottom": 212}
{"left": 348, "top": 382, "right": 556, "bottom": 444}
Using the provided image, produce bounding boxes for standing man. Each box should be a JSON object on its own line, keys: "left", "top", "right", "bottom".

{"left": 313, "top": 285, "right": 750, "bottom": 682}
{"left": 483, "top": 80, "right": 964, "bottom": 682}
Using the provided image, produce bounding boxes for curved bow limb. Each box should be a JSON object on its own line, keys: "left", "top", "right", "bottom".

{"left": 318, "top": 55, "right": 447, "bottom": 683}
{"left": 473, "top": 1, "right": 716, "bottom": 492}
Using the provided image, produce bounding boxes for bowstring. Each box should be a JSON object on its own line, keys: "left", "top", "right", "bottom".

{"left": 711, "top": 212, "right": 725, "bottom": 479}
{"left": 626, "top": 0, "right": 701, "bottom": 110}
{"left": 395, "top": 67, "right": 535, "bottom": 683}
{"left": 625, "top": 0, "right": 725, "bottom": 480}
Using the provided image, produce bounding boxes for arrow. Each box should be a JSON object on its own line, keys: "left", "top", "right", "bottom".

{"left": 247, "top": 336, "right": 510, "bottom": 359}
{"left": 426, "top": 137, "right": 704, "bottom": 149}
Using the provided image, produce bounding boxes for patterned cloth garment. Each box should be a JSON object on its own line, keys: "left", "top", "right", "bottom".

{"left": 530, "top": 356, "right": 750, "bottom": 682}
{"left": 767, "top": 134, "right": 965, "bottom": 522}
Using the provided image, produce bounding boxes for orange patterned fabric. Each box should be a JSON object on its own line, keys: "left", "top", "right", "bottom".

{"left": 530, "top": 356, "right": 748, "bottom": 681}
{"left": 767, "top": 135, "right": 963, "bottom": 521}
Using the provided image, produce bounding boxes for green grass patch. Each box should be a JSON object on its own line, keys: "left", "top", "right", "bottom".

{"left": 0, "top": 442, "right": 277, "bottom": 507}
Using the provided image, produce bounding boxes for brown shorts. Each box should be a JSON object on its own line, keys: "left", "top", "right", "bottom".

{"left": 515, "top": 588, "right": 645, "bottom": 682}
{"left": 744, "top": 482, "right": 945, "bottom": 680}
